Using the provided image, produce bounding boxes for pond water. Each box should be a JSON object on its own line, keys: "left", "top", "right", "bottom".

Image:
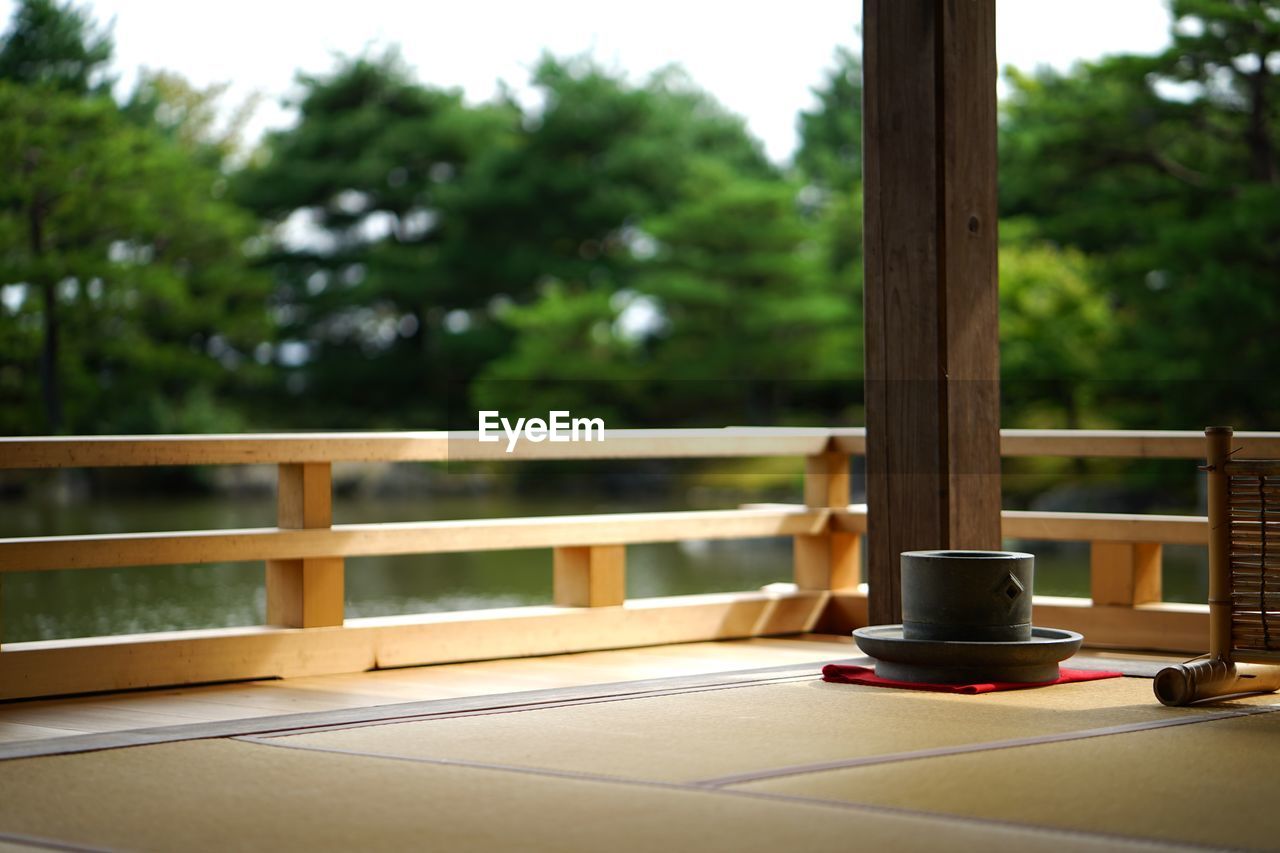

{"left": 0, "top": 492, "right": 1208, "bottom": 643}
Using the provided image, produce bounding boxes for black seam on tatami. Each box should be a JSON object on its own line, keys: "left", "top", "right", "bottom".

{"left": 0, "top": 830, "right": 116, "bottom": 852}
{"left": 231, "top": 734, "right": 1226, "bottom": 853}
{"left": 0, "top": 660, "right": 854, "bottom": 761}
{"left": 248, "top": 673, "right": 818, "bottom": 738}
{"left": 693, "top": 703, "right": 1280, "bottom": 787}
{"left": 0, "top": 654, "right": 1177, "bottom": 762}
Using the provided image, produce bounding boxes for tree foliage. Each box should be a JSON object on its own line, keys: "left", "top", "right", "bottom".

{"left": 233, "top": 52, "right": 520, "bottom": 428}
{"left": 0, "top": 0, "right": 267, "bottom": 435}
{"left": 0, "top": 0, "right": 110, "bottom": 94}
{"left": 3, "top": 0, "right": 1277, "bottom": 444}
{"left": 1000, "top": 0, "right": 1280, "bottom": 427}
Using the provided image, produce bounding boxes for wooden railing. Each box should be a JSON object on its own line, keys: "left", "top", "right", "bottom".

{"left": 2, "top": 427, "right": 1279, "bottom": 700}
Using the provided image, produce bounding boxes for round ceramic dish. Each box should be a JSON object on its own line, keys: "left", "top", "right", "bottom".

{"left": 851, "top": 624, "right": 1083, "bottom": 684}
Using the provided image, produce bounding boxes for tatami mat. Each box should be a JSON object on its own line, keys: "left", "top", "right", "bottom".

{"left": 0, "top": 739, "right": 1171, "bottom": 853}
{"left": 0, "top": 650, "right": 1162, "bottom": 762}
{"left": 735, "top": 706, "right": 1280, "bottom": 851}
{"left": 264, "top": 676, "right": 1237, "bottom": 785}
{"left": 3, "top": 653, "right": 1270, "bottom": 852}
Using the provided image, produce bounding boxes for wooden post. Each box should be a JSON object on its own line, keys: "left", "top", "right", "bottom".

{"left": 1090, "top": 542, "right": 1162, "bottom": 606}
{"left": 554, "top": 545, "right": 625, "bottom": 607}
{"left": 863, "top": 0, "right": 1002, "bottom": 625}
{"left": 794, "top": 451, "right": 860, "bottom": 590}
{"left": 1206, "top": 426, "right": 1233, "bottom": 659}
{"left": 266, "top": 462, "right": 344, "bottom": 627}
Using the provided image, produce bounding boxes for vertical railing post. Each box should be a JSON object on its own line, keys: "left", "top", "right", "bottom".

{"left": 266, "top": 462, "right": 344, "bottom": 627}
{"left": 794, "top": 450, "right": 860, "bottom": 590}
{"left": 553, "top": 545, "right": 626, "bottom": 607}
{"left": 1090, "top": 541, "right": 1162, "bottom": 607}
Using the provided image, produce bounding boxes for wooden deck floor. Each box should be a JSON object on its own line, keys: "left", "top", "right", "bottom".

{"left": 0, "top": 633, "right": 861, "bottom": 744}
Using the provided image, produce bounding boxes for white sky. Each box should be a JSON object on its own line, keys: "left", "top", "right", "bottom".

{"left": 1, "top": 1, "right": 1175, "bottom": 163}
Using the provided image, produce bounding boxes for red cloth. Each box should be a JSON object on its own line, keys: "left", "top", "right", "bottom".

{"left": 821, "top": 664, "right": 1122, "bottom": 695}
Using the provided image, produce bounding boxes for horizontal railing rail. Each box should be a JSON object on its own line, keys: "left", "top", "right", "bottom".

{"left": 1, "top": 426, "right": 1276, "bottom": 700}
{"left": 0, "top": 508, "right": 830, "bottom": 572}
{"left": 0, "top": 428, "right": 832, "bottom": 468}
{"left": 6, "top": 427, "right": 1280, "bottom": 469}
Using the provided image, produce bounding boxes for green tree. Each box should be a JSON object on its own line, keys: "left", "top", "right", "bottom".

{"left": 235, "top": 53, "right": 519, "bottom": 428}
{"left": 796, "top": 46, "right": 863, "bottom": 190}
{"left": 478, "top": 162, "right": 858, "bottom": 427}
{"left": 470, "top": 58, "right": 838, "bottom": 426}
{"left": 792, "top": 45, "right": 865, "bottom": 417}
{"left": 998, "top": 230, "right": 1115, "bottom": 429}
{"left": 1000, "top": 0, "right": 1280, "bottom": 428}
{"left": 632, "top": 162, "right": 858, "bottom": 424}
{"left": 0, "top": 1, "right": 268, "bottom": 435}
{"left": 444, "top": 56, "right": 772, "bottom": 311}
{"left": 123, "top": 69, "right": 260, "bottom": 167}
{"left": 0, "top": 0, "right": 111, "bottom": 94}
{"left": 0, "top": 83, "right": 269, "bottom": 434}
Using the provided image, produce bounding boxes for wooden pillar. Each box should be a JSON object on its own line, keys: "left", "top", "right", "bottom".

{"left": 863, "top": 0, "right": 1002, "bottom": 625}
{"left": 266, "top": 462, "right": 344, "bottom": 627}
{"left": 794, "top": 450, "right": 860, "bottom": 590}
{"left": 554, "top": 545, "right": 626, "bottom": 607}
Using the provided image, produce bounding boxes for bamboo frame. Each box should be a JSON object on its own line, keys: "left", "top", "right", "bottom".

{"left": 1208, "top": 426, "right": 1234, "bottom": 660}
{"left": 1154, "top": 427, "right": 1280, "bottom": 705}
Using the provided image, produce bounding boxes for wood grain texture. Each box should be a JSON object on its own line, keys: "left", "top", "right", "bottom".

{"left": 3, "top": 428, "right": 1279, "bottom": 470}
{"left": 1090, "top": 542, "right": 1162, "bottom": 607}
{"left": 1207, "top": 427, "right": 1234, "bottom": 659}
{"left": 794, "top": 533, "right": 861, "bottom": 592}
{"left": 863, "top": 0, "right": 940, "bottom": 628}
{"left": 0, "top": 591, "right": 828, "bottom": 700}
{"left": 0, "top": 635, "right": 861, "bottom": 747}
{"left": 1002, "top": 429, "right": 1280, "bottom": 459}
{"left": 794, "top": 452, "right": 859, "bottom": 590}
{"left": 553, "top": 545, "right": 626, "bottom": 607}
{"left": 21, "top": 502, "right": 1183, "bottom": 578}
{"left": 0, "top": 428, "right": 831, "bottom": 469}
{"left": 266, "top": 463, "right": 344, "bottom": 628}
{"left": 939, "top": 0, "right": 1001, "bottom": 552}
{"left": 863, "top": 0, "right": 1000, "bottom": 625}
{"left": 803, "top": 452, "right": 851, "bottom": 509}
{"left": 266, "top": 558, "right": 345, "bottom": 629}
{"left": 1001, "top": 511, "right": 1205, "bottom": 545}
{"left": 0, "top": 508, "right": 827, "bottom": 573}
{"left": 834, "top": 505, "right": 1205, "bottom": 545}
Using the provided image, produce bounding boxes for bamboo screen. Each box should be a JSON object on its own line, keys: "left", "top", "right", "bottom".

{"left": 1227, "top": 460, "right": 1280, "bottom": 657}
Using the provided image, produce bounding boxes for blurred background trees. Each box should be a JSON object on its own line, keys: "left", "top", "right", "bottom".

{"left": 1, "top": 0, "right": 1277, "bottom": 440}
{"left": 0, "top": 0, "right": 268, "bottom": 435}
{"left": 1000, "top": 0, "right": 1280, "bottom": 429}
